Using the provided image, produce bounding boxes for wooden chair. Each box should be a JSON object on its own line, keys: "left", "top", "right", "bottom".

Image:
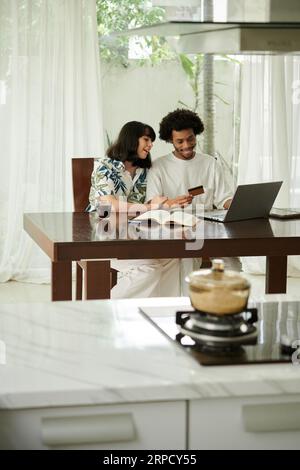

{"left": 72, "top": 157, "right": 118, "bottom": 300}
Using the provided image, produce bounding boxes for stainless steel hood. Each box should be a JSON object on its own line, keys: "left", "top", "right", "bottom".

{"left": 112, "top": 21, "right": 300, "bottom": 54}
{"left": 108, "top": 0, "right": 300, "bottom": 54}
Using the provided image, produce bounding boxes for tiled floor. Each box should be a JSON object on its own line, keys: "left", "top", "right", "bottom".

{"left": 0, "top": 281, "right": 76, "bottom": 303}
{"left": 0, "top": 281, "right": 51, "bottom": 303}
{"left": 1, "top": 275, "right": 300, "bottom": 303}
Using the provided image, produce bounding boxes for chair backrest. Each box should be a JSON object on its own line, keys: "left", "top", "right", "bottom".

{"left": 72, "top": 158, "right": 95, "bottom": 212}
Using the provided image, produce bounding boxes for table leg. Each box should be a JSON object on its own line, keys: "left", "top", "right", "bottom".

{"left": 265, "top": 256, "right": 287, "bottom": 294}
{"left": 83, "top": 260, "right": 111, "bottom": 300}
{"left": 51, "top": 261, "right": 72, "bottom": 301}
{"left": 76, "top": 262, "right": 83, "bottom": 300}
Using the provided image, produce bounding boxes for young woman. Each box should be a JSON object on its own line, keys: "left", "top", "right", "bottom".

{"left": 88, "top": 121, "right": 180, "bottom": 299}
{"left": 89, "top": 121, "right": 165, "bottom": 212}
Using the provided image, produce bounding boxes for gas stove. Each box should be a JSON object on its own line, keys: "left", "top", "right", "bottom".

{"left": 175, "top": 307, "right": 258, "bottom": 352}
{"left": 139, "top": 301, "right": 300, "bottom": 366}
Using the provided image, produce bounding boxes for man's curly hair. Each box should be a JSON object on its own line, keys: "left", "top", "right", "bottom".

{"left": 159, "top": 108, "right": 204, "bottom": 142}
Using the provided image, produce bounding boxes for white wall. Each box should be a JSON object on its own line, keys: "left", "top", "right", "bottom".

{"left": 101, "top": 58, "right": 238, "bottom": 164}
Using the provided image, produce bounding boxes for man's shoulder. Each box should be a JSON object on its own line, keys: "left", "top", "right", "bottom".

{"left": 150, "top": 152, "right": 216, "bottom": 169}
{"left": 151, "top": 153, "right": 173, "bottom": 170}
{"left": 194, "top": 152, "right": 215, "bottom": 163}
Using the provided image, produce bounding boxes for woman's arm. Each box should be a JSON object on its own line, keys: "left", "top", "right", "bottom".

{"left": 98, "top": 195, "right": 168, "bottom": 214}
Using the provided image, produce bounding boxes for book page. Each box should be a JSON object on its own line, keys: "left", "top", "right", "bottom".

{"left": 170, "top": 211, "right": 198, "bottom": 227}
{"left": 133, "top": 210, "right": 171, "bottom": 224}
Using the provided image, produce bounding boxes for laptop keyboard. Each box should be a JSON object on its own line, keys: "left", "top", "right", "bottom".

{"left": 204, "top": 210, "right": 226, "bottom": 222}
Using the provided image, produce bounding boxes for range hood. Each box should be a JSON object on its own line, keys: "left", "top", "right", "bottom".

{"left": 109, "top": 0, "right": 300, "bottom": 54}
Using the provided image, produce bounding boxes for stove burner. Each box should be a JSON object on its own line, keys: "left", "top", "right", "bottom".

{"left": 176, "top": 308, "right": 258, "bottom": 352}
{"left": 139, "top": 301, "right": 299, "bottom": 366}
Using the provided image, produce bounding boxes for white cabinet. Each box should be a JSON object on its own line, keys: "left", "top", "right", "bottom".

{"left": 0, "top": 401, "right": 186, "bottom": 450}
{"left": 4, "top": 394, "right": 300, "bottom": 450}
{"left": 189, "top": 395, "right": 300, "bottom": 450}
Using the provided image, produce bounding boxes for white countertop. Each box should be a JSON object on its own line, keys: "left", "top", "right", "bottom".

{"left": 0, "top": 296, "right": 300, "bottom": 410}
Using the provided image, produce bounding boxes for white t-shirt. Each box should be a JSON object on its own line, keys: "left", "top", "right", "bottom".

{"left": 146, "top": 152, "right": 232, "bottom": 211}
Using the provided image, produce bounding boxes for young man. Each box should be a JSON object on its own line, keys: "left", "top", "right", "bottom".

{"left": 146, "top": 109, "right": 239, "bottom": 292}
{"left": 146, "top": 108, "right": 232, "bottom": 211}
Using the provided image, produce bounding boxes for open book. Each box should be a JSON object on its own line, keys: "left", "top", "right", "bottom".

{"left": 130, "top": 209, "right": 199, "bottom": 227}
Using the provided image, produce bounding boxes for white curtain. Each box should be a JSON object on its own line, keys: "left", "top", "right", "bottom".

{"left": 238, "top": 55, "right": 300, "bottom": 276}
{"left": 0, "top": 0, "right": 104, "bottom": 283}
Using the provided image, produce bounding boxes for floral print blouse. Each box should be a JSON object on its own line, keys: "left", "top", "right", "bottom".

{"left": 88, "top": 157, "right": 148, "bottom": 210}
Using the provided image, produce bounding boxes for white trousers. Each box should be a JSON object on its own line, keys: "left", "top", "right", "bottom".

{"left": 180, "top": 257, "right": 242, "bottom": 296}
{"left": 110, "top": 259, "right": 181, "bottom": 299}
{"left": 110, "top": 257, "right": 241, "bottom": 300}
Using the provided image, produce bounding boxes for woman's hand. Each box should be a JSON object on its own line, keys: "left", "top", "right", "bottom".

{"left": 148, "top": 196, "right": 168, "bottom": 210}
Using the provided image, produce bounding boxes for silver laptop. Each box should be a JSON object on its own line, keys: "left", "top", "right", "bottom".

{"left": 204, "top": 181, "right": 283, "bottom": 223}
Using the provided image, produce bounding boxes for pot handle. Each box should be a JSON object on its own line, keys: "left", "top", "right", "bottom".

{"left": 245, "top": 308, "right": 258, "bottom": 324}
{"left": 176, "top": 310, "right": 191, "bottom": 326}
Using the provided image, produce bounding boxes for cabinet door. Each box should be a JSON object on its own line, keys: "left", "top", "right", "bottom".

{"left": 0, "top": 401, "right": 186, "bottom": 450}
{"left": 189, "top": 395, "right": 300, "bottom": 450}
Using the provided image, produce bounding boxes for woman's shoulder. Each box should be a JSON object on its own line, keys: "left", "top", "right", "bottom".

{"left": 94, "top": 156, "right": 125, "bottom": 174}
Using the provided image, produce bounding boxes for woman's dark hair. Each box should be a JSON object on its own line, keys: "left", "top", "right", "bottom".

{"left": 159, "top": 109, "right": 204, "bottom": 142}
{"left": 106, "top": 121, "right": 156, "bottom": 169}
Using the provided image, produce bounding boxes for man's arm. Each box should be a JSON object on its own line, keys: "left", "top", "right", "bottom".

{"left": 223, "top": 198, "right": 232, "bottom": 209}
{"left": 213, "top": 159, "right": 233, "bottom": 210}
{"left": 163, "top": 195, "right": 193, "bottom": 208}
{"left": 146, "top": 167, "right": 163, "bottom": 203}
{"left": 98, "top": 195, "right": 167, "bottom": 213}
{"left": 146, "top": 166, "right": 193, "bottom": 207}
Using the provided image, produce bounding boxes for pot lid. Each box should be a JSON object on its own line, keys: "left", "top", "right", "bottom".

{"left": 186, "top": 259, "right": 250, "bottom": 290}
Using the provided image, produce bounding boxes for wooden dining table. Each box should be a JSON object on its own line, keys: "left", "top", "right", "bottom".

{"left": 23, "top": 211, "right": 300, "bottom": 301}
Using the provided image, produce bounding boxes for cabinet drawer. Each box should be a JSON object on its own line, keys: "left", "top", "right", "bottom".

{"left": 0, "top": 401, "right": 186, "bottom": 450}
{"left": 189, "top": 395, "right": 300, "bottom": 450}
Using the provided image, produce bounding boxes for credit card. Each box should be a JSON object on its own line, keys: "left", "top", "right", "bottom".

{"left": 188, "top": 185, "right": 204, "bottom": 196}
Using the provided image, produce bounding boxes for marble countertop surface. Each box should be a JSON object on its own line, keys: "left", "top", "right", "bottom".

{"left": 0, "top": 295, "right": 300, "bottom": 410}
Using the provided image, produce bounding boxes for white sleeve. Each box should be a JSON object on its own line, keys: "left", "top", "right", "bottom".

{"left": 213, "top": 159, "right": 233, "bottom": 209}
{"left": 146, "top": 166, "right": 164, "bottom": 202}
